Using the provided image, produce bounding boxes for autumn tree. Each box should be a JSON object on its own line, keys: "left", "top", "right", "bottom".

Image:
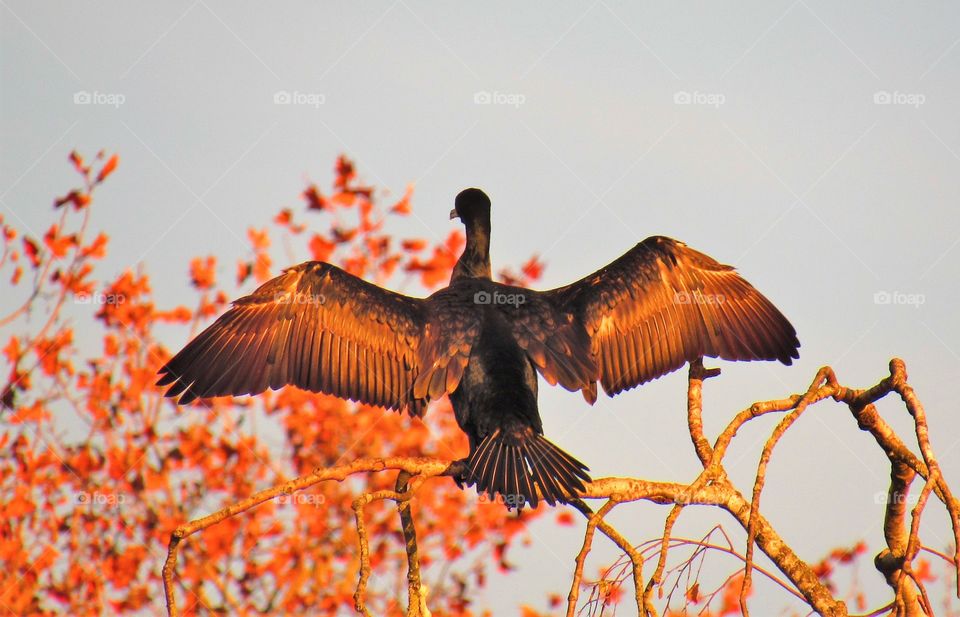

{"left": 0, "top": 153, "right": 553, "bottom": 616}
{"left": 2, "top": 152, "right": 958, "bottom": 617}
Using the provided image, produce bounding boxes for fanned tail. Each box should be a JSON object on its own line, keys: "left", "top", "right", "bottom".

{"left": 464, "top": 427, "right": 591, "bottom": 510}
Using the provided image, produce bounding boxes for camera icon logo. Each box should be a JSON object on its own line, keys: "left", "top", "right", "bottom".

{"left": 873, "top": 91, "right": 891, "bottom": 105}
{"left": 673, "top": 90, "right": 692, "bottom": 105}
{"left": 74, "top": 91, "right": 92, "bottom": 105}
{"left": 473, "top": 290, "right": 491, "bottom": 304}
{"left": 273, "top": 90, "right": 292, "bottom": 105}
{"left": 473, "top": 90, "right": 492, "bottom": 105}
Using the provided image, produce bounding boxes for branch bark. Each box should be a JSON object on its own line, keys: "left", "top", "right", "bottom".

{"left": 160, "top": 360, "right": 958, "bottom": 617}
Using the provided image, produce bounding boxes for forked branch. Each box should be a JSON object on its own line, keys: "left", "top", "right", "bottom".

{"left": 161, "top": 359, "right": 958, "bottom": 617}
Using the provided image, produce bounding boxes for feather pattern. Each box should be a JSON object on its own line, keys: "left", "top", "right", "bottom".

{"left": 544, "top": 236, "right": 800, "bottom": 398}
{"left": 464, "top": 427, "right": 590, "bottom": 510}
{"left": 158, "top": 261, "right": 433, "bottom": 414}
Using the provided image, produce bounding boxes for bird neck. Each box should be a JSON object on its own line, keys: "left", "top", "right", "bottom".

{"left": 452, "top": 218, "right": 492, "bottom": 280}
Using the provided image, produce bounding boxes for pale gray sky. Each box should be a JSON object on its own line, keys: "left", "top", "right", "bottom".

{"left": 2, "top": 1, "right": 959, "bottom": 614}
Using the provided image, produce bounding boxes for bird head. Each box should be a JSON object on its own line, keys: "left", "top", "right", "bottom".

{"left": 450, "top": 188, "right": 491, "bottom": 223}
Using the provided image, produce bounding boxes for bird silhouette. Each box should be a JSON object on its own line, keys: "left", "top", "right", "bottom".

{"left": 158, "top": 188, "right": 799, "bottom": 509}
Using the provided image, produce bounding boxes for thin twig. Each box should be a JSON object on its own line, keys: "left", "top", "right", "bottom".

{"left": 743, "top": 367, "right": 834, "bottom": 615}
{"left": 644, "top": 505, "right": 683, "bottom": 612}
{"left": 395, "top": 470, "right": 430, "bottom": 617}
{"left": 568, "top": 499, "right": 619, "bottom": 617}
{"left": 163, "top": 458, "right": 462, "bottom": 617}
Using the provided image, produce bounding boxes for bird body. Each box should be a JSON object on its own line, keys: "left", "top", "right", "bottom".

{"left": 445, "top": 287, "right": 592, "bottom": 507}
{"left": 159, "top": 188, "right": 799, "bottom": 509}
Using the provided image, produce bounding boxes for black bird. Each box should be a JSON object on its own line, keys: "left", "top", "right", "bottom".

{"left": 158, "top": 188, "right": 799, "bottom": 509}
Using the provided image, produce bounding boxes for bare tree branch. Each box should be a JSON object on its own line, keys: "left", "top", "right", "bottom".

{"left": 160, "top": 359, "right": 959, "bottom": 617}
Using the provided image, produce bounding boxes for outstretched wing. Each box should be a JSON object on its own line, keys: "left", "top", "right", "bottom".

{"left": 157, "top": 261, "right": 429, "bottom": 415}
{"left": 544, "top": 236, "right": 799, "bottom": 399}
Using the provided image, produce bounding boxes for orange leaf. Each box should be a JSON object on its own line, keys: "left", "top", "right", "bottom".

{"left": 332, "top": 227, "right": 358, "bottom": 243}
{"left": 43, "top": 225, "right": 75, "bottom": 258}
{"left": 309, "top": 234, "right": 335, "bottom": 262}
{"left": 54, "top": 190, "right": 80, "bottom": 209}
{"left": 302, "top": 185, "right": 328, "bottom": 211}
{"left": 247, "top": 227, "right": 270, "bottom": 251}
{"left": 23, "top": 237, "right": 41, "bottom": 267}
{"left": 719, "top": 572, "right": 751, "bottom": 615}
{"left": 331, "top": 192, "right": 356, "bottom": 208}
{"left": 253, "top": 252, "right": 272, "bottom": 282}
{"left": 4, "top": 485, "right": 35, "bottom": 517}
{"left": 401, "top": 239, "right": 426, "bottom": 252}
{"left": 522, "top": 255, "right": 544, "bottom": 281}
{"left": 275, "top": 209, "right": 293, "bottom": 225}
{"left": 189, "top": 256, "right": 217, "bottom": 290}
{"left": 11, "top": 401, "right": 48, "bottom": 424}
{"left": 96, "top": 154, "right": 119, "bottom": 183}
{"left": 69, "top": 150, "right": 86, "bottom": 174}
{"left": 81, "top": 232, "right": 108, "bottom": 258}
{"left": 103, "top": 334, "right": 119, "bottom": 357}
{"left": 155, "top": 306, "right": 192, "bottom": 323}
{"left": 236, "top": 261, "right": 253, "bottom": 285}
{"left": 390, "top": 183, "right": 414, "bottom": 215}
{"left": 915, "top": 558, "right": 936, "bottom": 583}
{"left": 3, "top": 337, "right": 21, "bottom": 364}
{"left": 335, "top": 155, "right": 355, "bottom": 189}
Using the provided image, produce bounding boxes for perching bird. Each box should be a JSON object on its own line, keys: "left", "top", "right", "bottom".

{"left": 158, "top": 188, "right": 799, "bottom": 509}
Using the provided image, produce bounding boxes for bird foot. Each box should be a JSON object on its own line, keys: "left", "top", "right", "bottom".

{"left": 450, "top": 457, "right": 471, "bottom": 490}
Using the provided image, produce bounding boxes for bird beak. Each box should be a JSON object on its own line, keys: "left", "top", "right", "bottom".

{"left": 449, "top": 208, "right": 459, "bottom": 220}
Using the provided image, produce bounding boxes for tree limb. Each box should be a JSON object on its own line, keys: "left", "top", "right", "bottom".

{"left": 160, "top": 360, "right": 958, "bottom": 617}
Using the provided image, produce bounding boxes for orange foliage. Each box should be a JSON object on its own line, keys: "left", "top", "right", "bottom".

{"left": 188, "top": 256, "right": 217, "bottom": 290}
{"left": 406, "top": 230, "right": 465, "bottom": 288}
{"left": 0, "top": 152, "right": 555, "bottom": 616}
{"left": 2, "top": 150, "right": 892, "bottom": 616}
{"left": 717, "top": 572, "right": 750, "bottom": 615}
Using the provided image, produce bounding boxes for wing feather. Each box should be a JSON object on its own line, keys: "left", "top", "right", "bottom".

{"left": 545, "top": 236, "right": 799, "bottom": 398}
{"left": 158, "top": 261, "right": 430, "bottom": 414}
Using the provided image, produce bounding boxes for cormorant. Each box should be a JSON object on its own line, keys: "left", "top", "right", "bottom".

{"left": 158, "top": 188, "right": 799, "bottom": 509}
